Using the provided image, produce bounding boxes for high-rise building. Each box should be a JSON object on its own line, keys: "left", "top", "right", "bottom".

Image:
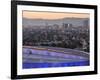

{"left": 62, "top": 23, "right": 73, "bottom": 30}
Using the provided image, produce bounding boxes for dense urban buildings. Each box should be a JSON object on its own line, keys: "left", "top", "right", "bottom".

{"left": 23, "top": 18, "right": 89, "bottom": 52}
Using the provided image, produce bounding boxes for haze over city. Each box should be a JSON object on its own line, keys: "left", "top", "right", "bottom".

{"left": 23, "top": 11, "right": 90, "bottom": 19}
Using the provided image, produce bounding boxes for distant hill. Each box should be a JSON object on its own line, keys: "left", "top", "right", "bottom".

{"left": 22, "top": 18, "right": 89, "bottom": 28}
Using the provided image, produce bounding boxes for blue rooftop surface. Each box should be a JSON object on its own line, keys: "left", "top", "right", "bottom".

{"left": 22, "top": 46, "right": 89, "bottom": 69}
{"left": 23, "top": 61, "right": 89, "bottom": 69}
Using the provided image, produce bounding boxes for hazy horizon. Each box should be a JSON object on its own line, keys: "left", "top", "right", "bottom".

{"left": 23, "top": 11, "right": 90, "bottom": 20}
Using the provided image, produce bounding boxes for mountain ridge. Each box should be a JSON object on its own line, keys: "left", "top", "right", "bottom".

{"left": 23, "top": 17, "right": 89, "bottom": 28}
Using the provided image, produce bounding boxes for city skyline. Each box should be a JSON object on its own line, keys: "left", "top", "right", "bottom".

{"left": 23, "top": 11, "right": 90, "bottom": 20}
